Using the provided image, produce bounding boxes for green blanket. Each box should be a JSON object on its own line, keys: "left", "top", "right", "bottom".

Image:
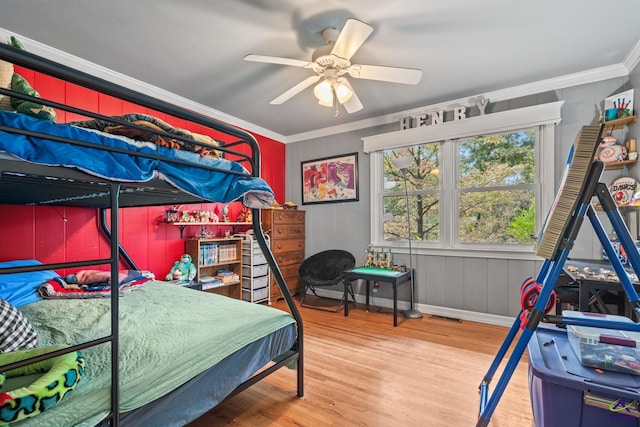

{"left": 12, "top": 281, "right": 295, "bottom": 426}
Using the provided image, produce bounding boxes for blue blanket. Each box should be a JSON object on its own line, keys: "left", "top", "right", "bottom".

{"left": 0, "top": 111, "right": 274, "bottom": 208}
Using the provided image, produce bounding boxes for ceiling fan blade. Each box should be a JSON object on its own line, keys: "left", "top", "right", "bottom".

{"left": 338, "top": 79, "right": 363, "bottom": 113}
{"left": 348, "top": 64, "right": 423, "bottom": 85}
{"left": 270, "top": 75, "right": 322, "bottom": 105}
{"left": 330, "top": 19, "right": 373, "bottom": 60}
{"left": 244, "top": 54, "right": 313, "bottom": 68}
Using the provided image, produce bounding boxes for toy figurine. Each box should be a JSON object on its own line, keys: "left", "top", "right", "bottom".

{"left": 222, "top": 204, "right": 230, "bottom": 222}
{"left": 236, "top": 206, "right": 252, "bottom": 223}
{"left": 366, "top": 246, "right": 376, "bottom": 267}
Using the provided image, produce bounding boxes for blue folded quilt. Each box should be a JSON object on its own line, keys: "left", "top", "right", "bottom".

{"left": 0, "top": 259, "right": 58, "bottom": 306}
{"left": 0, "top": 111, "right": 274, "bottom": 208}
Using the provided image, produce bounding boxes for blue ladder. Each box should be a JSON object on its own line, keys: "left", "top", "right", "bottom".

{"left": 477, "top": 161, "right": 640, "bottom": 426}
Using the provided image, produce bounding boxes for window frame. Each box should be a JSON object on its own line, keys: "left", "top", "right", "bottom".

{"left": 365, "top": 101, "right": 562, "bottom": 260}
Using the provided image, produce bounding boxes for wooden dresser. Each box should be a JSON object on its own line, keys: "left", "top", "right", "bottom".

{"left": 261, "top": 209, "right": 305, "bottom": 302}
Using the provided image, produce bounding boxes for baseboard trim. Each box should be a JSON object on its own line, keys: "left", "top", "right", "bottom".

{"left": 313, "top": 289, "right": 516, "bottom": 327}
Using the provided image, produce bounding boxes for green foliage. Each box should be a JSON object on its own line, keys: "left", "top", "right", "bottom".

{"left": 508, "top": 203, "right": 536, "bottom": 244}
{"left": 383, "top": 129, "right": 536, "bottom": 245}
{"left": 383, "top": 146, "right": 440, "bottom": 242}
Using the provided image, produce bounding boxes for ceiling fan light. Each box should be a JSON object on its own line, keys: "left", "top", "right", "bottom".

{"left": 317, "top": 95, "right": 334, "bottom": 107}
{"left": 313, "top": 79, "right": 334, "bottom": 106}
{"left": 334, "top": 79, "right": 353, "bottom": 104}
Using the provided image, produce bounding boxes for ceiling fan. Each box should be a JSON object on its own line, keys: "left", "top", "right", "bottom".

{"left": 244, "top": 18, "right": 423, "bottom": 114}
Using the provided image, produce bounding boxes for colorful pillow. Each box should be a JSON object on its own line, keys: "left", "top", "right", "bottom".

{"left": 0, "top": 344, "right": 84, "bottom": 424}
{"left": 0, "top": 260, "right": 59, "bottom": 307}
{"left": 0, "top": 299, "right": 37, "bottom": 353}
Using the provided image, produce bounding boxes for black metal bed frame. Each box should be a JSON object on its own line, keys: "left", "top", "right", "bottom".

{"left": 0, "top": 42, "right": 303, "bottom": 426}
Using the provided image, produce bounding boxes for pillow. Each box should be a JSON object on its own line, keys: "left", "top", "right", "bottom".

{"left": 0, "top": 260, "right": 59, "bottom": 307}
{"left": 0, "top": 299, "right": 37, "bottom": 353}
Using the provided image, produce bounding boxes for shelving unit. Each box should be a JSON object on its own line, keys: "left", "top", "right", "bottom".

{"left": 603, "top": 159, "right": 637, "bottom": 170}
{"left": 603, "top": 115, "right": 637, "bottom": 132}
{"left": 601, "top": 115, "right": 637, "bottom": 170}
{"left": 239, "top": 234, "right": 271, "bottom": 304}
{"left": 173, "top": 222, "right": 251, "bottom": 238}
{"left": 185, "top": 237, "right": 243, "bottom": 299}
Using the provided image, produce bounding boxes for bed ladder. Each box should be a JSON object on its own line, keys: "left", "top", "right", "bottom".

{"left": 477, "top": 126, "right": 640, "bottom": 426}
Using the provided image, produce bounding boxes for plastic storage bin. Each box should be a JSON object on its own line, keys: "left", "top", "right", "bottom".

{"left": 528, "top": 326, "right": 640, "bottom": 427}
{"left": 242, "top": 275, "right": 268, "bottom": 290}
{"left": 243, "top": 264, "right": 268, "bottom": 278}
{"left": 242, "top": 286, "right": 269, "bottom": 302}
{"left": 564, "top": 310, "right": 640, "bottom": 375}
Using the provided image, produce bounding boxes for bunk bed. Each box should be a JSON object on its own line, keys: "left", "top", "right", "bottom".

{"left": 0, "top": 41, "right": 303, "bottom": 426}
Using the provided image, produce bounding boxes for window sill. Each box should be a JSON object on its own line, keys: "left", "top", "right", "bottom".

{"left": 376, "top": 244, "right": 540, "bottom": 261}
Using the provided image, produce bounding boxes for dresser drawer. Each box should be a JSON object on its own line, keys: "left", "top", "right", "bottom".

{"left": 274, "top": 250, "right": 305, "bottom": 266}
{"left": 272, "top": 238, "right": 304, "bottom": 254}
{"left": 271, "top": 274, "right": 301, "bottom": 299}
{"left": 271, "top": 224, "right": 305, "bottom": 239}
{"left": 271, "top": 210, "right": 305, "bottom": 225}
{"left": 277, "top": 263, "right": 301, "bottom": 279}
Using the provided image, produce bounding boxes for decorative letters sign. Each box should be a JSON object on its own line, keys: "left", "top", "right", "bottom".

{"left": 400, "top": 97, "right": 490, "bottom": 130}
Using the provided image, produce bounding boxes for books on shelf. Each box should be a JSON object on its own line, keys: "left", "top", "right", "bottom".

{"left": 199, "top": 275, "right": 223, "bottom": 290}
{"left": 218, "top": 244, "right": 237, "bottom": 262}
{"left": 200, "top": 243, "right": 218, "bottom": 265}
{"left": 215, "top": 269, "right": 239, "bottom": 283}
{"left": 199, "top": 243, "right": 237, "bottom": 265}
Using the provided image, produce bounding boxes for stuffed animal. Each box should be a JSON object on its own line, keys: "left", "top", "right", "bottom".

{"left": 0, "top": 36, "right": 56, "bottom": 121}
{"left": 165, "top": 254, "right": 196, "bottom": 282}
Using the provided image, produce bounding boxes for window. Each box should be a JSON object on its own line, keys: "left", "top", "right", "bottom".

{"left": 382, "top": 128, "right": 537, "bottom": 249}
{"left": 456, "top": 130, "right": 536, "bottom": 245}
{"left": 365, "top": 102, "right": 563, "bottom": 259}
{"left": 383, "top": 144, "right": 441, "bottom": 243}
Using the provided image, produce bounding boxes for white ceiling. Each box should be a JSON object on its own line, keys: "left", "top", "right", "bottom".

{"left": 1, "top": 0, "right": 640, "bottom": 142}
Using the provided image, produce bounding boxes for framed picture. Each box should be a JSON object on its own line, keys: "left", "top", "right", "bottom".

{"left": 604, "top": 89, "right": 634, "bottom": 121}
{"left": 301, "top": 152, "right": 359, "bottom": 205}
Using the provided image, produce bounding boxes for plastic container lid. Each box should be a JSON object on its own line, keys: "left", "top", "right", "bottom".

{"left": 564, "top": 310, "right": 640, "bottom": 375}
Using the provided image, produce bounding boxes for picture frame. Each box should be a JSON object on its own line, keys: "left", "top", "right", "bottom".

{"left": 604, "top": 89, "right": 634, "bottom": 121}
{"left": 301, "top": 152, "right": 359, "bottom": 205}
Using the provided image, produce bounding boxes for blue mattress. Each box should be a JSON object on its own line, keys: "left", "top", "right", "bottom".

{"left": 0, "top": 111, "right": 274, "bottom": 208}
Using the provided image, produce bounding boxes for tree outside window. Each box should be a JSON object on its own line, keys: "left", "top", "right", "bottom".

{"left": 383, "top": 144, "right": 440, "bottom": 242}
{"left": 382, "top": 128, "right": 537, "bottom": 247}
{"left": 457, "top": 130, "right": 536, "bottom": 245}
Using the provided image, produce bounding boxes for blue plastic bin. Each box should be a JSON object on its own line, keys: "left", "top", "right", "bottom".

{"left": 528, "top": 326, "right": 640, "bottom": 427}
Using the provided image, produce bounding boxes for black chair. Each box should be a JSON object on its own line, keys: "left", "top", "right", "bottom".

{"left": 299, "top": 249, "right": 356, "bottom": 312}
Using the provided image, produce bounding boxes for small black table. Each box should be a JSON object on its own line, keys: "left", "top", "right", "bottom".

{"left": 343, "top": 267, "right": 412, "bottom": 326}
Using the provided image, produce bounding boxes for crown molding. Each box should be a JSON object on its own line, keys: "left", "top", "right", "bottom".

{"left": 1, "top": 27, "right": 635, "bottom": 145}
{"left": 285, "top": 63, "right": 629, "bottom": 143}
{"left": 624, "top": 39, "right": 640, "bottom": 73}
{"left": 0, "top": 28, "right": 287, "bottom": 143}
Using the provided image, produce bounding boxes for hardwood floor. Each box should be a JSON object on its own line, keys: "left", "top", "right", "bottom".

{"left": 188, "top": 298, "right": 533, "bottom": 427}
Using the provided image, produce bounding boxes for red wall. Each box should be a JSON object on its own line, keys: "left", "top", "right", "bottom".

{"left": 0, "top": 67, "right": 286, "bottom": 278}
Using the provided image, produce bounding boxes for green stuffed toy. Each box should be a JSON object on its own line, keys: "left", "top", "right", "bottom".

{"left": 0, "top": 36, "right": 56, "bottom": 121}
{"left": 165, "top": 254, "right": 197, "bottom": 283}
